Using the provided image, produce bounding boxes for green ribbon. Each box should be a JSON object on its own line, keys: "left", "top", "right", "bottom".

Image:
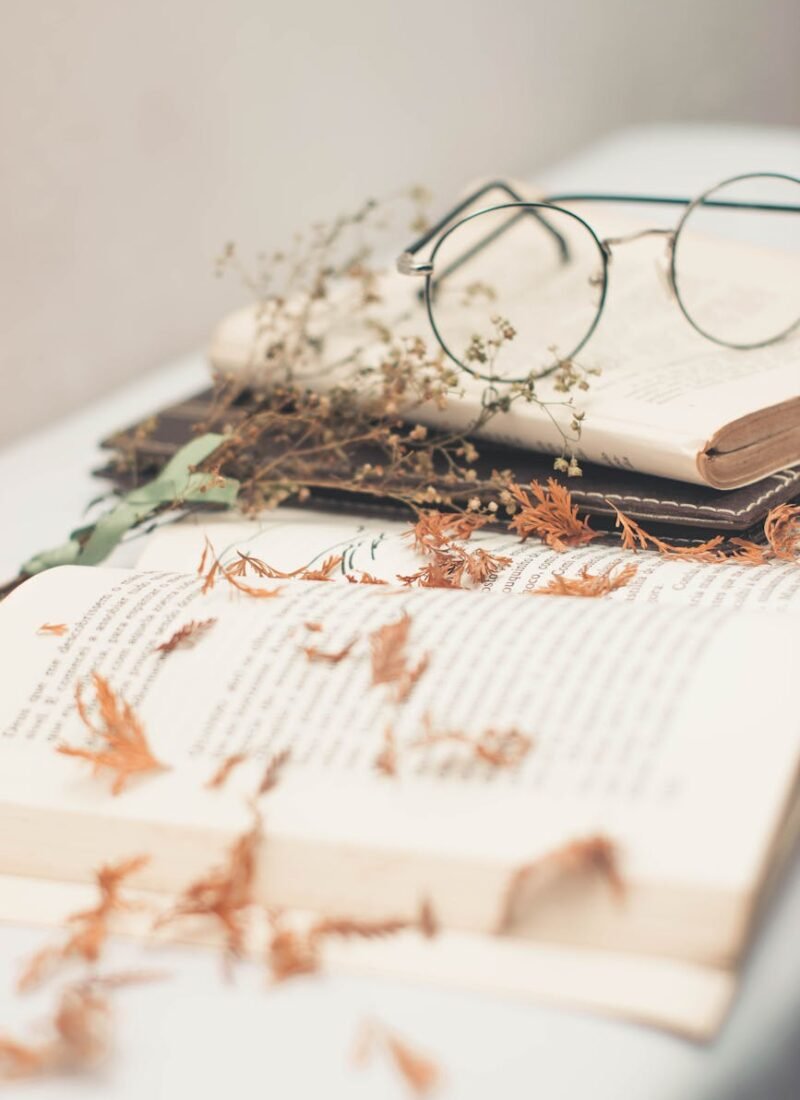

{"left": 22, "top": 433, "right": 239, "bottom": 575}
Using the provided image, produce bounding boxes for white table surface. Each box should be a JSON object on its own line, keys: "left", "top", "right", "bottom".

{"left": 2, "top": 123, "right": 800, "bottom": 1099}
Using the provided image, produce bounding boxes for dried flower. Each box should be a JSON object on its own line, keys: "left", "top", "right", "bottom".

{"left": 58, "top": 673, "right": 168, "bottom": 795}
{"left": 369, "top": 613, "right": 429, "bottom": 703}
{"left": 508, "top": 479, "right": 599, "bottom": 551}
{"left": 154, "top": 617, "right": 217, "bottom": 655}
{"left": 497, "top": 834, "right": 623, "bottom": 933}
{"left": 304, "top": 620, "right": 324, "bottom": 631}
{"left": 37, "top": 623, "right": 69, "bottom": 637}
{"left": 353, "top": 1018, "right": 441, "bottom": 1096}
{"left": 533, "top": 563, "right": 637, "bottom": 597}
{"left": 17, "top": 855, "right": 149, "bottom": 991}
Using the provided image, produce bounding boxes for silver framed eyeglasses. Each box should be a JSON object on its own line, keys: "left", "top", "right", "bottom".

{"left": 396, "top": 174, "right": 800, "bottom": 384}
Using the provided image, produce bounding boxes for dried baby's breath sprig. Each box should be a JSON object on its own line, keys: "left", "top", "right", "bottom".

{"left": 206, "top": 752, "right": 249, "bottom": 790}
{"left": 508, "top": 479, "right": 599, "bottom": 551}
{"left": 154, "top": 808, "right": 261, "bottom": 964}
{"left": 155, "top": 617, "right": 217, "bottom": 655}
{"left": 353, "top": 1017, "right": 442, "bottom": 1097}
{"left": 497, "top": 834, "right": 624, "bottom": 934}
{"left": 764, "top": 502, "right": 800, "bottom": 560}
{"left": 369, "top": 613, "right": 429, "bottom": 704}
{"left": 37, "top": 623, "right": 69, "bottom": 637}
{"left": 17, "top": 855, "right": 149, "bottom": 992}
{"left": 411, "top": 716, "right": 533, "bottom": 769}
{"left": 533, "top": 563, "right": 638, "bottom": 597}
{"left": 257, "top": 747, "right": 292, "bottom": 796}
{"left": 58, "top": 673, "right": 168, "bottom": 795}
{"left": 302, "top": 639, "right": 356, "bottom": 664}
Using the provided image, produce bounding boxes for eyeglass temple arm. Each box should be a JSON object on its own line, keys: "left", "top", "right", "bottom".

{"left": 397, "top": 179, "right": 570, "bottom": 274}
{"left": 544, "top": 192, "right": 800, "bottom": 214}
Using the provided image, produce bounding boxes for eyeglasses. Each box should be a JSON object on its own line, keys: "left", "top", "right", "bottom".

{"left": 396, "top": 174, "right": 800, "bottom": 384}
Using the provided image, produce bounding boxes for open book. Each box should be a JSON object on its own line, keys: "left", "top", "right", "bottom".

{"left": 1, "top": 511, "right": 800, "bottom": 1039}
{"left": 210, "top": 200, "right": 800, "bottom": 489}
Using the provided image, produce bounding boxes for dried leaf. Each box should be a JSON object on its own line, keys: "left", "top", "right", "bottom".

{"left": 610, "top": 506, "right": 763, "bottom": 563}
{"left": 155, "top": 808, "right": 261, "bottom": 962}
{"left": 508, "top": 479, "right": 599, "bottom": 551}
{"left": 412, "top": 717, "right": 533, "bottom": 769}
{"left": 37, "top": 623, "right": 69, "bottom": 637}
{"left": 198, "top": 540, "right": 282, "bottom": 598}
{"left": 304, "top": 621, "right": 324, "bottom": 631}
{"left": 17, "top": 855, "right": 149, "bottom": 992}
{"left": 302, "top": 639, "right": 356, "bottom": 664}
{"left": 533, "top": 563, "right": 637, "bottom": 597}
{"left": 375, "top": 726, "right": 398, "bottom": 776}
{"left": 0, "top": 971, "right": 159, "bottom": 1080}
{"left": 764, "top": 502, "right": 800, "bottom": 561}
{"left": 266, "top": 899, "right": 436, "bottom": 984}
{"left": 346, "top": 571, "right": 388, "bottom": 585}
{"left": 369, "top": 613, "right": 429, "bottom": 703}
{"left": 406, "top": 510, "right": 491, "bottom": 552}
{"left": 58, "top": 673, "right": 168, "bottom": 795}
{"left": 257, "top": 747, "right": 291, "bottom": 796}
{"left": 497, "top": 834, "right": 624, "bottom": 933}
{"left": 227, "top": 550, "right": 342, "bottom": 581}
{"left": 206, "top": 752, "right": 248, "bottom": 790}
{"left": 155, "top": 617, "right": 217, "bottom": 655}
{"left": 353, "top": 1019, "right": 441, "bottom": 1096}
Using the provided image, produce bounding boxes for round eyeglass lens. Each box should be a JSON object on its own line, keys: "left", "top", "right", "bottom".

{"left": 672, "top": 173, "right": 800, "bottom": 348}
{"left": 426, "top": 204, "right": 606, "bottom": 382}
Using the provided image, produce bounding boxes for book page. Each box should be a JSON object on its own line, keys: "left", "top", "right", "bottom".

{"left": 0, "top": 563, "right": 798, "bottom": 970}
{"left": 137, "top": 511, "right": 800, "bottom": 614}
{"left": 0, "top": 872, "right": 733, "bottom": 1039}
{"left": 210, "top": 206, "right": 800, "bottom": 485}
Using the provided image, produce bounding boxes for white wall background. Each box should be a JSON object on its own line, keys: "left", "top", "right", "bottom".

{"left": 1, "top": 0, "right": 798, "bottom": 445}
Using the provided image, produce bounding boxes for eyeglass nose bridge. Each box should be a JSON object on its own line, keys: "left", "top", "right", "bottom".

{"left": 600, "top": 227, "right": 678, "bottom": 297}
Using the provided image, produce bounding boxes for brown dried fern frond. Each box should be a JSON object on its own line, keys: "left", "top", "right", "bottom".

{"left": 497, "top": 834, "right": 624, "bottom": 933}
{"left": 155, "top": 617, "right": 217, "bottom": 655}
{"left": 353, "top": 1018, "right": 442, "bottom": 1096}
{"left": 533, "top": 563, "right": 637, "bottom": 597}
{"left": 17, "top": 855, "right": 149, "bottom": 992}
{"left": 154, "top": 809, "right": 261, "bottom": 963}
{"left": 508, "top": 479, "right": 598, "bottom": 551}
{"left": 58, "top": 674, "right": 168, "bottom": 795}
{"left": 764, "top": 502, "right": 800, "bottom": 560}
